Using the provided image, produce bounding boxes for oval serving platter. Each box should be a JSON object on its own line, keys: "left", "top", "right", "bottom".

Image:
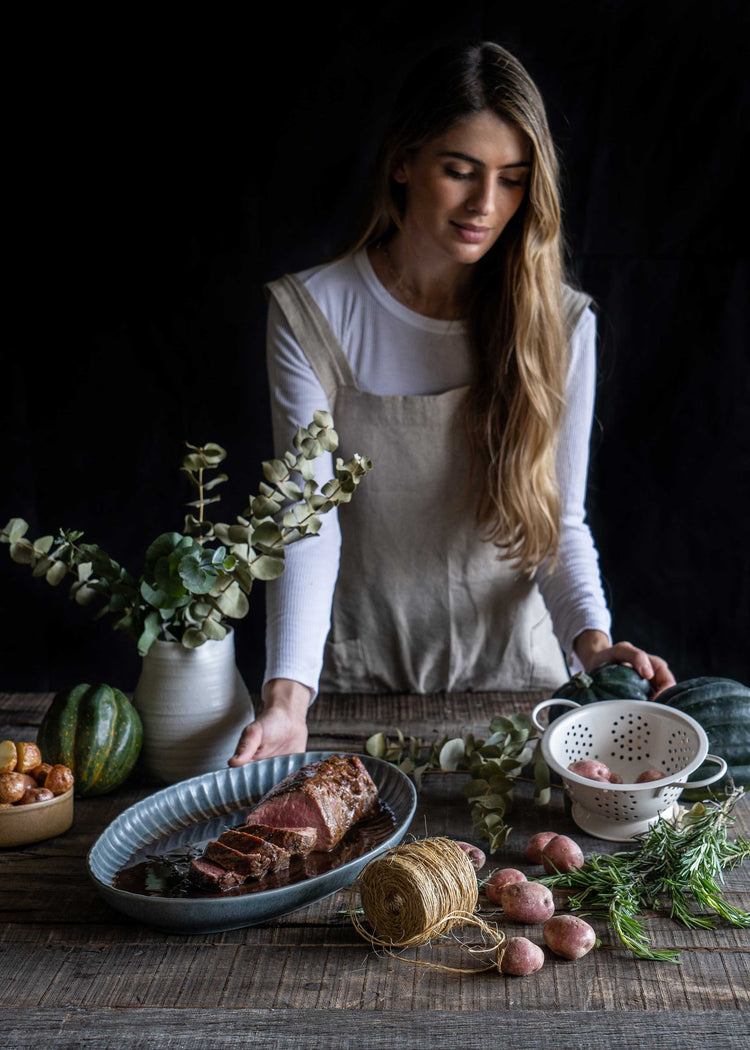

{"left": 87, "top": 751, "right": 416, "bottom": 934}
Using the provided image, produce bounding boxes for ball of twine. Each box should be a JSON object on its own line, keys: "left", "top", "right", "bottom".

{"left": 349, "top": 836, "right": 505, "bottom": 973}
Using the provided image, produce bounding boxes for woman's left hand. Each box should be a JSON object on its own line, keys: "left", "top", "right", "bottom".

{"left": 573, "top": 630, "right": 676, "bottom": 698}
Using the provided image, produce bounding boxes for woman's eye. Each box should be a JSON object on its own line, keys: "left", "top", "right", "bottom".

{"left": 445, "top": 167, "right": 473, "bottom": 180}
{"left": 500, "top": 176, "right": 524, "bottom": 188}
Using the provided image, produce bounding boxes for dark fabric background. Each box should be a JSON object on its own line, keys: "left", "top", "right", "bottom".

{"left": 3, "top": 1, "right": 748, "bottom": 694}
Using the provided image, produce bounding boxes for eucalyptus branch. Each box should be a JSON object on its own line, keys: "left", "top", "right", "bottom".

{"left": 2, "top": 412, "right": 371, "bottom": 656}
{"left": 366, "top": 714, "right": 550, "bottom": 852}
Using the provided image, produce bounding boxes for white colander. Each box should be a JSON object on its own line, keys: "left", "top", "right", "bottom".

{"left": 531, "top": 698, "right": 727, "bottom": 841}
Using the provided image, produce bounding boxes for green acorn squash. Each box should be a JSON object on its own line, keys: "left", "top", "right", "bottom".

{"left": 548, "top": 662, "right": 653, "bottom": 723}
{"left": 37, "top": 682, "right": 143, "bottom": 796}
{"left": 659, "top": 676, "right": 750, "bottom": 793}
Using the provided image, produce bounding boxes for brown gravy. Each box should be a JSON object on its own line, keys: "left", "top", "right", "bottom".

{"left": 113, "top": 800, "right": 398, "bottom": 899}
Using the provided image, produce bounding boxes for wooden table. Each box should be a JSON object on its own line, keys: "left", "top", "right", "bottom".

{"left": 1, "top": 691, "right": 748, "bottom": 1049}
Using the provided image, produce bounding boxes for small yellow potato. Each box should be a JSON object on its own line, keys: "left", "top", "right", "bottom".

{"left": 0, "top": 772, "right": 30, "bottom": 804}
{"left": 16, "top": 742, "right": 42, "bottom": 774}
{"left": 44, "top": 764, "right": 75, "bottom": 795}
{"left": 0, "top": 740, "right": 18, "bottom": 774}
{"left": 31, "top": 762, "right": 53, "bottom": 785}
{"left": 18, "top": 787, "right": 56, "bottom": 805}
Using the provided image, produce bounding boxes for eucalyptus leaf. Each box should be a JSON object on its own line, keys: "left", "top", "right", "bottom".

{"left": 45, "top": 560, "right": 68, "bottom": 585}
{"left": 9, "top": 541, "right": 34, "bottom": 565}
{"left": 31, "top": 556, "right": 53, "bottom": 577}
{"left": 365, "top": 732, "right": 387, "bottom": 759}
{"left": 439, "top": 737, "right": 466, "bottom": 771}
{"left": 181, "top": 627, "right": 208, "bottom": 648}
{"left": 213, "top": 581, "right": 249, "bottom": 618}
{"left": 137, "top": 611, "right": 162, "bottom": 655}
{"left": 201, "top": 618, "right": 227, "bottom": 641}
{"left": 249, "top": 554, "right": 285, "bottom": 581}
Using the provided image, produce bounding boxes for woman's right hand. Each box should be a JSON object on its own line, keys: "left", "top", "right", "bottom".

{"left": 228, "top": 678, "right": 312, "bottom": 765}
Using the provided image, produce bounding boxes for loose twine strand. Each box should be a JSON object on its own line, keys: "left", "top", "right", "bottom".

{"left": 349, "top": 836, "right": 506, "bottom": 974}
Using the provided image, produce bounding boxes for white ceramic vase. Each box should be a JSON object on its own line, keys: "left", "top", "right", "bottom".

{"left": 133, "top": 628, "right": 255, "bottom": 783}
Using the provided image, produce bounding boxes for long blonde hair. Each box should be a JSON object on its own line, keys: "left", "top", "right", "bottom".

{"left": 350, "top": 42, "right": 569, "bottom": 573}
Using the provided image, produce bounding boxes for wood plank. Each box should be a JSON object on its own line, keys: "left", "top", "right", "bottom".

{"left": 1, "top": 932, "right": 747, "bottom": 1011}
{"left": 1, "top": 1008, "right": 748, "bottom": 1050}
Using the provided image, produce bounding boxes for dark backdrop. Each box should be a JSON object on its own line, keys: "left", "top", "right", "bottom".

{"left": 3, "top": 1, "right": 748, "bottom": 694}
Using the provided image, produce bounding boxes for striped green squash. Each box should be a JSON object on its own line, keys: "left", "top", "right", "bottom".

{"left": 660, "top": 676, "right": 750, "bottom": 793}
{"left": 37, "top": 683, "right": 143, "bottom": 796}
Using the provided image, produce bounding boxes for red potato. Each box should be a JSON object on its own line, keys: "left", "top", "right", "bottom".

{"left": 18, "top": 787, "right": 56, "bottom": 806}
{"left": 501, "top": 881, "right": 555, "bottom": 923}
{"left": 541, "top": 835, "right": 584, "bottom": 875}
{"left": 608, "top": 771, "right": 624, "bottom": 784}
{"left": 543, "top": 915, "right": 597, "bottom": 959}
{"left": 635, "top": 768, "right": 665, "bottom": 783}
{"left": 567, "top": 759, "right": 611, "bottom": 782}
{"left": 501, "top": 936, "right": 545, "bottom": 975}
{"left": 454, "top": 841, "right": 486, "bottom": 871}
{"left": 485, "top": 868, "right": 526, "bottom": 906}
{"left": 525, "top": 831, "right": 558, "bottom": 864}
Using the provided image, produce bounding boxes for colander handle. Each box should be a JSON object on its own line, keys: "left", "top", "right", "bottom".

{"left": 531, "top": 698, "right": 580, "bottom": 732}
{"left": 659, "top": 753, "right": 728, "bottom": 795}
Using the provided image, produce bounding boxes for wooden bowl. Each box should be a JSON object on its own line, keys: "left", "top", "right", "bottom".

{"left": 0, "top": 788, "right": 74, "bottom": 848}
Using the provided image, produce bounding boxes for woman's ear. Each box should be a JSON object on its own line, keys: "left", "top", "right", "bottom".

{"left": 392, "top": 153, "right": 409, "bottom": 184}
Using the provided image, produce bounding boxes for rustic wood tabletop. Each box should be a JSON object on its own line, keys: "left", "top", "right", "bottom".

{"left": 1, "top": 690, "right": 748, "bottom": 1050}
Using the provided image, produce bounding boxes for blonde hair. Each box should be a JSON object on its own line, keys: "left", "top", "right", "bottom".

{"left": 350, "top": 42, "right": 569, "bottom": 573}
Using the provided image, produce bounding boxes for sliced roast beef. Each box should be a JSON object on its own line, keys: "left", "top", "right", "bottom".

{"left": 247, "top": 754, "right": 378, "bottom": 852}
{"left": 237, "top": 824, "right": 317, "bottom": 857}
{"left": 204, "top": 840, "right": 273, "bottom": 878}
{"left": 218, "top": 830, "right": 291, "bottom": 871}
{"left": 189, "top": 857, "right": 247, "bottom": 890}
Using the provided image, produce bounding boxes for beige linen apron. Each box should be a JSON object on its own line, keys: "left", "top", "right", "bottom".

{"left": 267, "top": 274, "right": 591, "bottom": 694}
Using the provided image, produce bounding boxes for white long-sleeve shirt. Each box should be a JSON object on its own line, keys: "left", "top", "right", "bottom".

{"left": 263, "top": 248, "right": 612, "bottom": 697}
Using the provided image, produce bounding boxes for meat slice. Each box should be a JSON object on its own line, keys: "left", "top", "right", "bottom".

{"left": 204, "top": 840, "right": 273, "bottom": 878}
{"left": 218, "top": 830, "right": 291, "bottom": 871}
{"left": 189, "top": 857, "right": 246, "bottom": 890}
{"left": 247, "top": 755, "right": 378, "bottom": 852}
{"left": 237, "top": 824, "right": 317, "bottom": 857}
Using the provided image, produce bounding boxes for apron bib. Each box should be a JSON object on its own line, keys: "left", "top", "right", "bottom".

{"left": 267, "top": 275, "right": 589, "bottom": 693}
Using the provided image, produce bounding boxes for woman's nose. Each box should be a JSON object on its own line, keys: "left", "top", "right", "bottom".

{"left": 466, "top": 175, "right": 495, "bottom": 216}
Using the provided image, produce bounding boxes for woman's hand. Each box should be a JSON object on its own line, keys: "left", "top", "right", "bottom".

{"left": 573, "top": 630, "right": 676, "bottom": 698}
{"left": 228, "top": 678, "right": 312, "bottom": 765}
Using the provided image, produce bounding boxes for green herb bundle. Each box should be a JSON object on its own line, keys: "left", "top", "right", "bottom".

{"left": 541, "top": 788, "right": 750, "bottom": 961}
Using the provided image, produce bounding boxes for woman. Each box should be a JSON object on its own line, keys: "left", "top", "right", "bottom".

{"left": 230, "top": 41, "right": 675, "bottom": 765}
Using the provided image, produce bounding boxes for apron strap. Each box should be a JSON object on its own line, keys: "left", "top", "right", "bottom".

{"left": 561, "top": 284, "right": 594, "bottom": 338}
{"left": 265, "top": 274, "right": 357, "bottom": 402}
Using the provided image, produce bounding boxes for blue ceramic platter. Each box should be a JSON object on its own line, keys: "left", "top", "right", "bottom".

{"left": 87, "top": 751, "right": 416, "bottom": 934}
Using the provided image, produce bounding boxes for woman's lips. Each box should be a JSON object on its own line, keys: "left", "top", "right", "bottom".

{"left": 451, "top": 222, "right": 491, "bottom": 244}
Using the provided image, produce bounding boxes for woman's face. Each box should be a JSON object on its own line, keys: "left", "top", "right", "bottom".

{"left": 394, "top": 109, "right": 530, "bottom": 269}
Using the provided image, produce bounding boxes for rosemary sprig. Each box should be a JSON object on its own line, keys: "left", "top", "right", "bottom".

{"left": 542, "top": 787, "right": 750, "bottom": 962}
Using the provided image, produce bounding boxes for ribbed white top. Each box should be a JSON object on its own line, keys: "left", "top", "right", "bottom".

{"left": 263, "top": 249, "right": 612, "bottom": 698}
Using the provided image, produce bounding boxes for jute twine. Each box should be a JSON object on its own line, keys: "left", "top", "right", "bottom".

{"left": 349, "top": 836, "right": 506, "bottom": 973}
